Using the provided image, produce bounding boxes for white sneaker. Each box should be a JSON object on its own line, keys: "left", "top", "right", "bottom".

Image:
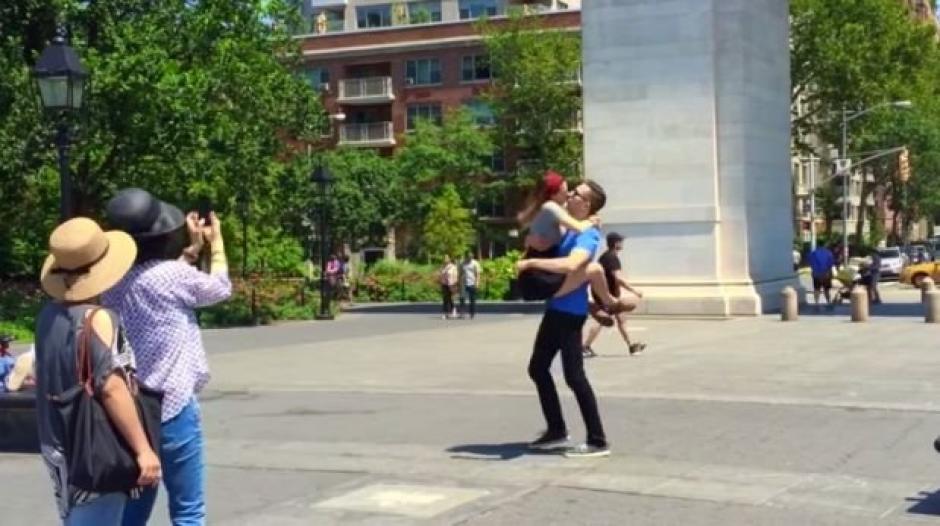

{"left": 564, "top": 443, "right": 611, "bottom": 458}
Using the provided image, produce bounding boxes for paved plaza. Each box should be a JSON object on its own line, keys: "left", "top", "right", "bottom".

{"left": 4, "top": 284, "right": 940, "bottom": 525}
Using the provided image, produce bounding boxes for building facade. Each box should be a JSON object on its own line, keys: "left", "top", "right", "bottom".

{"left": 296, "top": 0, "right": 580, "bottom": 257}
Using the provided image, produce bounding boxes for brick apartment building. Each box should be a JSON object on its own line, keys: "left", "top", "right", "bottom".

{"left": 294, "top": 0, "right": 581, "bottom": 257}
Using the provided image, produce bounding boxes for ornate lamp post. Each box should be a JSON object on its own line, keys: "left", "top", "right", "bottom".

{"left": 312, "top": 164, "right": 334, "bottom": 320}
{"left": 33, "top": 28, "right": 88, "bottom": 222}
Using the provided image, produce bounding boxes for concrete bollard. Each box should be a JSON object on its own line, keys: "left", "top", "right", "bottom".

{"left": 921, "top": 277, "right": 935, "bottom": 304}
{"left": 780, "top": 286, "right": 798, "bottom": 321}
{"left": 926, "top": 289, "right": 940, "bottom": 324}
{"left": 850, "top": 286, "right": 869, "bottom": 322}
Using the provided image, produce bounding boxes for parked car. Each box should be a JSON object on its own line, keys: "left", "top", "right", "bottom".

{"left": 876, "top": 247, "right": 904, "bottom": 278}
{"left": 900, "top": 261, "right": 940, "bottom": 287}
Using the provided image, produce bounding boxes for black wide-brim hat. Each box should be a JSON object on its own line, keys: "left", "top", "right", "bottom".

{"left": 106, "top": 188, "right": 185, "bottom": 239}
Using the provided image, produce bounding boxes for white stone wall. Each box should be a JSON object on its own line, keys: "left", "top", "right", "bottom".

{"left": 583, "top": 0, "right": 794, "bottom": 314}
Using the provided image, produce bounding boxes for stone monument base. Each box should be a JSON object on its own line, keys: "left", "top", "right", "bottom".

{"left": 629, "top": 276, "right": 799, "bottom": 317}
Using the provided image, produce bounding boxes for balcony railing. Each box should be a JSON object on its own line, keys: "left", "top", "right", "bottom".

{"left": 337, "top": 77, "right": 395, "bottom": 104}
{"left": 338, "top": 122, "right": 396, "bottom": 147}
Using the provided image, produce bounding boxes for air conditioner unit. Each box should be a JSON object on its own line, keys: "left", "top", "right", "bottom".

{"left": 320, "top": 83, "right": 330, "bottom": 91}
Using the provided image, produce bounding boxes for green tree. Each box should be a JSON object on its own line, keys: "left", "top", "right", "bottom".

{"left": 791, "top": 0, "right": 937, "bottom": 152}
{"left": 791, "top": 0, "right": 940, "bottom": 244}
{"left": 394, "top": 109, "right": 494, "bottom": 218}
{"left": 479, "top": 12, "right": 582, "bottom": 186}
{"left": 0, "top": 0, "right": 327, "bottom": 277}
{"left": 321, "top": 148, "right": 403, "bottom": 250}
{"left": 422, "top": 184, "right": 475, "bottom": 261}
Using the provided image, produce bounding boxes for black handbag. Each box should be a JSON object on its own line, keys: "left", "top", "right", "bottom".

{"left": 51, "top": 308, "right": 163, "bottom": 493}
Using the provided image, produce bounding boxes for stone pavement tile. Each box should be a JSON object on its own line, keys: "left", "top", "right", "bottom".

{"left": 458, "top": 486, "right": 936, "bottom": 526}
{"left": 641, "top": 464, "right": 808, "bottom": 506}
{"left": 767, "top": 473, "right": 932, "bottom": 517}
{"left": 312, "top": 483, "right": 490, "bottom": 518}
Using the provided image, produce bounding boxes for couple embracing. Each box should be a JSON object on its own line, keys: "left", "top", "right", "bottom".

{"left": 515, "top": 175, "right": 630, "bottom": 458}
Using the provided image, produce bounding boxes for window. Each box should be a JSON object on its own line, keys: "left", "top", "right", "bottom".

{"left": 356, "top": 4, "right": 393, "bottom": 28}
{"left": 407, "top": 103, "right": 443, "bottom": 130}
{"left": 311, "top": 8, "right": 345, "bottom": 33}
{"left": 461, "top": 55, "right": 491, "bottom": 82}
{"left": 464, "top": 100, "right": 496, "bottom": 127}
{"left": 477, "top": 195, "right": 506, "bottom": 218}
{"left": 405, "top": 58, "right": 442, "bottom": 85}
{"left": 459, "top": 0, "right": 502, "bottom": 19}
{"left": 302, "top": 67, "right": 330, "bottom": 90}
{"left": 408, "top": 0, "right": 443, "bottom": 23}
{"left": 489, "top": 150, "right": 506, "bottom": 173}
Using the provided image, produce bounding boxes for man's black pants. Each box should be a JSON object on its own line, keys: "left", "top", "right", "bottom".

{"left": 460, "top": 285, "right": 478, "bottom": 318}
{"left": 528, "top": 309, "right": 607, "bottom": 447}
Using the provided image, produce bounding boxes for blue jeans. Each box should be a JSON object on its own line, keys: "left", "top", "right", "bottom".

{"left": 65, "top": 492, "right": 126, "bottom": 525}
{"left": 122, "top": 400, "right": 206, "bottom": 526}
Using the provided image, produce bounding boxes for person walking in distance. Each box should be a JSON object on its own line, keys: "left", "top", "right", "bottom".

{"left": 583, "top": 232, "right": 645, "bottom": 357}
{"left": 439, "top": 255, "right": 459, "bottom": 319}
{"left": 867, "top": 248, "right": 882, "bottom": 305}
{"left": 808, "top": 243, "right": 836, "bottom": 311}
{"left": 459, "top": 252, "right": 482, "bottom": 319}
{"left": 517, "top": 180, "right": 611, "bottom": 458}
{"left": 103, "top": 188, "right": 232, "bottom": 526}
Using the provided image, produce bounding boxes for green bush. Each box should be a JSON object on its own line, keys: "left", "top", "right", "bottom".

{"left": 354, "top": 252, "right": 522, "bottom": 302}
{"left": 0, "top": 281, "right": 44, "bottom": 342}
{"left": 200, "top": 277, "right": 321, "bottom": 327}
{"left": 479, "top": 250, "right": 521, "bottom": 300}
{"left": 355, "top": 260, "right": 439, "bottom": 302}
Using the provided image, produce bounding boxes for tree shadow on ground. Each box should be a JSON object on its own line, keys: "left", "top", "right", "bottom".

{"left": 906, "top": 489, "right": 940, "bottom": 516}
{"left": 446, "top": 442, "right": 561, "bottom": 461}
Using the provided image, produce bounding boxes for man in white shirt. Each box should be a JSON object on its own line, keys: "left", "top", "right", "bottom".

{"left": 459, "top": 252, "right": 482, "bottom": 319}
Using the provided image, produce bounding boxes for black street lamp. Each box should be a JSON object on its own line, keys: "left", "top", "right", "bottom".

{"left": 33, "top": 28, "right": 88, "bottom": 222}
{"left": 312, "top": 164, "right": 334, "bottom": 320}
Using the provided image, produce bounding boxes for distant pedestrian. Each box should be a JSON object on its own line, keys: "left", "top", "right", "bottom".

{"left": 583, "top": 233, "right": 645, "bottom": 357}
{"left": 326, "top": 254, "right": 342, "bottom": 299}
{"left": 808, "top": 243, "right": 836, "bottom": 311}
{"left": 104, "top": 188, "right": 231, "bottom": 526}
{"left": 439, "top": 255, "right": 459, "bottom": 319}
{"left": 35, "top": 217, "right": 161, "bottom": 525}
{"left": 459, "top": 252, "right": 482, "bottom": 319}
{"left": 867, "top": 249, "right": 882, "bottom": 304}
{"left": 339, "top": 254, "right": 353, "bottom": 303}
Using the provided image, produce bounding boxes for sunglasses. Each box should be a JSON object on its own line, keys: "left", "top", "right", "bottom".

{"left": 568, "top": 188, "right": 588, "bottom": 202}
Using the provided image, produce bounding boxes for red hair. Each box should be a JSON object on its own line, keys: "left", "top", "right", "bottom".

{"left": 541, "top": 170, "right": 565, "bottom": 201}
{"left": 518, "top": 170, "right": 567, "bottom": 226}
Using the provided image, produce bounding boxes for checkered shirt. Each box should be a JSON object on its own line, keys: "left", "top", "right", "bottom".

{"left": 103, "top": 260, "right": 232, "bottom": 422}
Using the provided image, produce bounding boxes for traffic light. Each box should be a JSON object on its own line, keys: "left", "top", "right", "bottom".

{"left": 899, "top": 147, "right": 911, "bottom": 183}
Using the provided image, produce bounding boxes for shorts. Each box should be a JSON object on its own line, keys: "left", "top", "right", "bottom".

{"left": 812, "top": 273, "right": 832, "bottom": 291}
{"left": 519, "top": 246, "right": 564, "bottom": 301}
{"left": 519, "top": 270, "right": 565, "bottom": 301}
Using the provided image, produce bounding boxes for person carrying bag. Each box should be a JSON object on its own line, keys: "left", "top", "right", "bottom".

{"left": 52, "top": 306, "right": 163, "bottom": 493}
{"left": 35, "top": 218, "right": 162, "bottom": 525}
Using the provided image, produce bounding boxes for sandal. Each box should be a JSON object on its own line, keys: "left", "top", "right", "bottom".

{"left": 589, "top": 303, "right": 614, "bottom": 327}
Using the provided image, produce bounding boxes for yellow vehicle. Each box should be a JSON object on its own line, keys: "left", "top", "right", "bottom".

{"left": 900, "top": 262, "right": 940, "bottom": 287}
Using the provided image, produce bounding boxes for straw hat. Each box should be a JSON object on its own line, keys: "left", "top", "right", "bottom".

{"left": 40, "top": 217, "right": 137, "bottom": 302}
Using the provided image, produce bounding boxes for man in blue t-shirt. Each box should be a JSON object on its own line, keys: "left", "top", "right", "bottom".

{"left": 808, "top": 244, "right": 836, "bottom": 310}
{"left": 514, "top": 180, "right": 610, "bottom": 458}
